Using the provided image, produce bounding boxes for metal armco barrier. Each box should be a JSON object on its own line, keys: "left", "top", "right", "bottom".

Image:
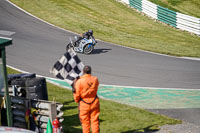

{"left": 176, "top": 12, "right": 200, "bottom": 35}
{"left": 142, "top": 0, "right": 157, "bottom": 19}
{"left": 10, "top": 96, "right": 63, "bottom": 133}
{"left": 130, "top": 0, "right": 142, "bottom": 11}
{"left": 119, "top": 0, "right": 200, "bottom": 35}
{"left": 157, "top": 6, "right": 176, "bottom": 27}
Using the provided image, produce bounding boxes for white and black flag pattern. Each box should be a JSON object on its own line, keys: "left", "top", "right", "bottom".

{"left": 50, "top": 48, "right": 84, "bottom": 85}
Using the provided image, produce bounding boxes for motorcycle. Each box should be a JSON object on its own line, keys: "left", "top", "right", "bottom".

{"left": 66, "top": 35, "right": 97, "bottom": 54}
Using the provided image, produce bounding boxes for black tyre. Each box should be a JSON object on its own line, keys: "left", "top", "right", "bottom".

{"left": 83, "top": 44, "right": 94, "bottom": 54}
{"left": 11, "top": 79, "right": 26, "bottom": 87}
{"left": 8, "top": 73, "right": 35, "bottom": 85}
{"left": 25, "top": 77, "right": 48, "bottom": 100}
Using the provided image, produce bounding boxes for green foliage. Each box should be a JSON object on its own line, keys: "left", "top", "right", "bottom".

{"left": 10, "top": 0, "right": 200, "bottom": 57}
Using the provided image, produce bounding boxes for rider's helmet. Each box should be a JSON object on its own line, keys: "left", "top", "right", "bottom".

{"left": 88, "top": 29, "right": 93, "bottom": 36}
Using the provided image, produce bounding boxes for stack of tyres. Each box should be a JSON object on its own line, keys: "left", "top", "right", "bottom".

{"left": 25, "top": 77, "right": 48, "bottom": 100}
{"left": 8, "top": 73, "right": 36, "bottom": 85}
{"left": 9, "top": 74, "right": 48, "bottom": 100}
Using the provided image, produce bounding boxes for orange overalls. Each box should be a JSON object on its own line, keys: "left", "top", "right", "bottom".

{"left": 73, "top": 74, "right": 100, "bottom": 133}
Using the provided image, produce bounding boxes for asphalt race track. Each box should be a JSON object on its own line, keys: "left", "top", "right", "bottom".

{"left": 0, "top": 0, "right": 200, "bottom": 126}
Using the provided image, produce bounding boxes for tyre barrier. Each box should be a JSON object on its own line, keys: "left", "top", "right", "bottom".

{"left": 8, "top": 74, "right": 48, "bottom": 100}
{"left": 0, "top": 74, "right": 63, "bottom": 132}
{"left": 11, "top": 96, "right": 64, "bottom": 133}
{"left": 1, "top": 96, "right": 63, "bottom": 133}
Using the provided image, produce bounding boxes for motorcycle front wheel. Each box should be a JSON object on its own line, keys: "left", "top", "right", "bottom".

{"left": 83, "top": 44, "right": 94, "bottom": 54}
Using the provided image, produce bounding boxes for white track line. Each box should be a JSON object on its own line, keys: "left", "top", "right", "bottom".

{"left": 6, "top": 0, "right": 80, "bottom": 35}
{"left": 0, "top": 36, "right": 12, "bottom": 40}
{"left": 7, "top": 65, "right": 200, "bottom": 91}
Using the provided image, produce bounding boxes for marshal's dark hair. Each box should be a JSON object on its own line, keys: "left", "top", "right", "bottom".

{"left": 83, "top": 65, "right": 92, "bottom": 74}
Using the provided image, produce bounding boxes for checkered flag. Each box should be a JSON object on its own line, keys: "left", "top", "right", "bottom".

{"left": 50, "top": 48, "right": 84, "bottom": 85}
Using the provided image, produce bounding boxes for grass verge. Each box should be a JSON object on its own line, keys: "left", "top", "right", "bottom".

{"left": 7, "top": 67, "right": 181, "bottom": 132}
{"left": 9, "top": 0, "right": 200, "bottom": 57}
{"left": 148, "top": 0, "right": 200, "bottom": 18}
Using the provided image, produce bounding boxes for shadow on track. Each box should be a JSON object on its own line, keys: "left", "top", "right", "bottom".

{"left": 91, "top": 48, "right": 112, "bottom": 54}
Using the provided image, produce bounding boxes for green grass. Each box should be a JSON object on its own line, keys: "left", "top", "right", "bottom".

{"left": 46, "top": 82, "right": 182, "bottom": 133}
{"left": 148, "top": 0, "right": 200, "bottom": 18}
{"left": 7, "top": 67, "right": 21, "bottom": 74}
{"left": 7, "top": 67, "right": 181, "bottom": 132}
{"left": 10, "top": 0, "right": 200, "bottom": 57}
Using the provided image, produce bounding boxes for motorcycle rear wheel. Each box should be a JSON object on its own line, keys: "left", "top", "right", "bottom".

{"left": 83, "top": 44, "right": 94, "bottom": 54}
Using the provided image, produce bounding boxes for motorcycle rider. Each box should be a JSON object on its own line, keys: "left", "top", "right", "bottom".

{"left": 83, "top": 29, "right": 93, "bottom": 39}
{"left": 75, "top": 29, "right": 94, "bottom": 46}
{"left": 66, "top": 29, "right": 97, "bottom": 54}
